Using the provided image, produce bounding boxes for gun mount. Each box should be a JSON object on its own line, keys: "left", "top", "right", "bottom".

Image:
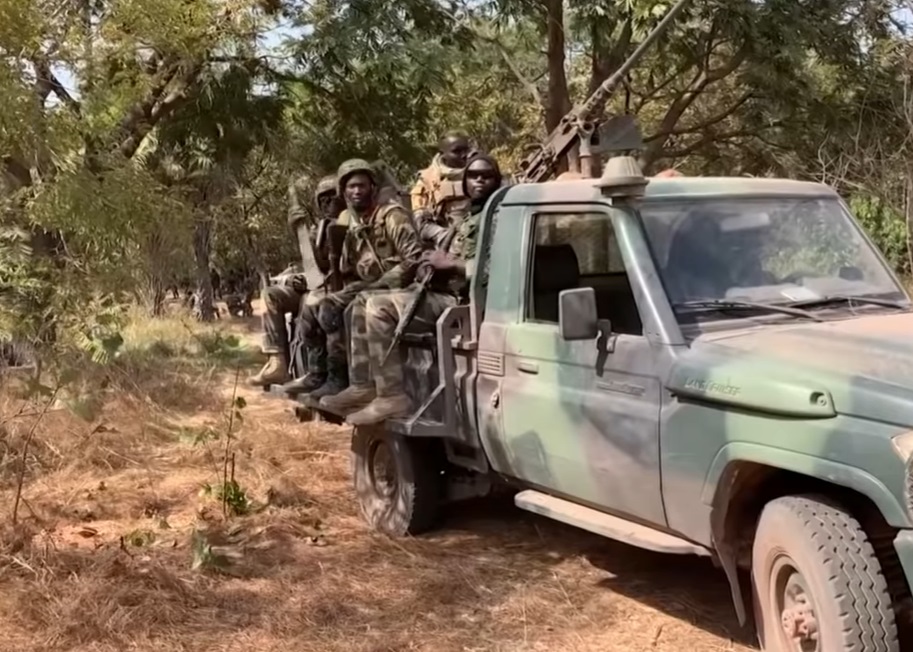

{"left": 514, "top": 0, "right": 691, "bottom": 183}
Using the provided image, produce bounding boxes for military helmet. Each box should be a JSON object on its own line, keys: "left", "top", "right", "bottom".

{"left": 336, "top": 158, "right": 376, "bottom": 196}
{"left": 315, "top": 174, "right": 336, "bottom": 198}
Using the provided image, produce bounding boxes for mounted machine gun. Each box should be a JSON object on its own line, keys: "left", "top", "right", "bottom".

{"left": 513, "top": 0, "right": 692, "bottom": 183}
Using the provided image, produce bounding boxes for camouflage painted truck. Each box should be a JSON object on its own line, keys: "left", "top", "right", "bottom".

{"left": 306, "top": 156, "right": 913, "bottom": 651}
{"left": 302, "top": 2, "right": 913, "bottom": 648}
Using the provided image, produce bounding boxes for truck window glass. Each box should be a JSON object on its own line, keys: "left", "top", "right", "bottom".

{"left": 638, "top": 196, "right": 904, "bottom": 318}
{"left": 527, "top": 211, "right": 643, "bottom": 335}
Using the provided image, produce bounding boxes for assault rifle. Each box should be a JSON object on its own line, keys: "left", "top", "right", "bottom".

{"left": 513, "top": 0, "right": 691, "bottom": 183}
{"left": 316, "top": 221, "right": 348, "bottom": 293}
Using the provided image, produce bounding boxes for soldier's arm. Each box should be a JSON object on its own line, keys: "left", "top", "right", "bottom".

{"left": 367, "top": 207, "right": 422, "bottom": 290}
{"left": 419, "top": 220, "right": 449, "bottom": 249}
{"left": 409, "top": 177, "right": 429, "bottom": 213}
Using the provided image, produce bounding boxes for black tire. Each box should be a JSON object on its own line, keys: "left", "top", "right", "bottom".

{"left": 751, "top": 494, "right": 899, "bottom": 652}
{"left": 351, "top": 425, "right": 443, "bottom": 536}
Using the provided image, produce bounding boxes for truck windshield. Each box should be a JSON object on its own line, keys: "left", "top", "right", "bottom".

{"left": 639, "top": 196, "right": 906, "bottom": 317}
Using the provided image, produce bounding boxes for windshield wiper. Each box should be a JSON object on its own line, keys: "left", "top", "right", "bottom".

{"left": 786, "top": 295, "right": 907, "bottom": 310}
{"left": 674, "top": 299, "right": 823, "bottom": 322}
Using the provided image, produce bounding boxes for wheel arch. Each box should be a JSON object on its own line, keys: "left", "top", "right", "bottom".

{"left": 705, "top": 450, "right": 911, "bottom": 634}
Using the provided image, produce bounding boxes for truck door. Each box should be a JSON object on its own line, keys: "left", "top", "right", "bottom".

{"left": 495, "top": 206, "right": 666, "bottom": 526}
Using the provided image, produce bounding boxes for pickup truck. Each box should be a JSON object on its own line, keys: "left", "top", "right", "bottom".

{"left": 297, "top": 156, "right": 913, "bottom": 651}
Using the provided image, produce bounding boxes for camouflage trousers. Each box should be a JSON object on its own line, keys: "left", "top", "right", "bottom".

{"left": 317, "top": 282, "right": 368, "bottom": 363}
{"left": 294, "top": 289, "right": 329, "bottom": 375}
{"left": 356, "top": 287, "right": 457, "bottom": 396}
{"left": 261, "top": 284, "right": 303, "bottom": 353}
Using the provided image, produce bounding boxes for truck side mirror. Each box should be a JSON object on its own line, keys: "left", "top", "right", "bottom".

{"left": 559, "top": 288, "right": 598, "bottom": 340}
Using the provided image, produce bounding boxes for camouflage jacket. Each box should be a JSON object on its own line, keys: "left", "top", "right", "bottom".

{"left": 337, "top": 201, "right": 422, "bottom": 290}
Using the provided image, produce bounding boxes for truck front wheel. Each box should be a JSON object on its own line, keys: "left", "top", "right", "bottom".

{"left": 351, "top": 426, "right": 443, "bottom": 536}
{"left": 751, "top": 494, "right": 898, "bottom": 652}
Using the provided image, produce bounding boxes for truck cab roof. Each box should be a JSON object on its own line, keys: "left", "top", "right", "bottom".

{"left": 499, "top": 176, "right": 838, "bottom": 206}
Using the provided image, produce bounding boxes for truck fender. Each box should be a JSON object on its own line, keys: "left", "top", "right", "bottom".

{"left": 701, "top": 442, "right": 910, "bottom": 627}
{"left": 701, "top": 442, "right": 908, "bottom": 527}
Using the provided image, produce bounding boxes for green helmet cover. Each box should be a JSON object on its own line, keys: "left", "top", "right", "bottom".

{"left": 315, "top": 174, "right": 336, "bottom": 198}
{"left": 336, "top": 158, "right": 376, "bottom": 196}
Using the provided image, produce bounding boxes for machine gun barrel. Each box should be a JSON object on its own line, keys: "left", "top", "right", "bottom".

{"left": 514, "top": 0, "right": 692, "bottom": 184}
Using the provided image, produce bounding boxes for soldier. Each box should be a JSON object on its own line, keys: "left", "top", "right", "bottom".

{"left": 410, "top": 131, "right": 473, "bottom": 247}
{"left": 248, "top": 175, "right": 337, "bottom": 387}
{"left": 342, "top": 152, "right": 503, "bottom": 425}
{"left": 313, "top": 158, "right": 423, "bottom": 408}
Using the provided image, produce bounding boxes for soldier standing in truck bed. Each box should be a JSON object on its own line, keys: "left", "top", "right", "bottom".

{"left": 312, "top": 159, "right": 424, "bottom": 410}
{"left": 249, "top": 174, "right": 337, "bottom": 387}
{"left": 410, "top": 131, "right": 473, "bottom": 248}
{"left": 342, "top": 152, "right": 503, "bottom": 425}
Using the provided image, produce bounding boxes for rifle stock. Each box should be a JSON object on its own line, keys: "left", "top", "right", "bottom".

{"left": 514, "top": 0, "right": 691, "bottom": 184}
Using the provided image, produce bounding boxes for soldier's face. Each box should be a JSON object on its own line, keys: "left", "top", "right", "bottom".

{"left": 465, "top": 160, "right": 499, "bottom": 202}
{"left": 344, "top": 174, "right": 373, "bottom": 210}
{"left": 317, "top": 193, "right": 337, "bottom": 218}
{"left": 441, "top": 137, "right": 470, "bottom": 168}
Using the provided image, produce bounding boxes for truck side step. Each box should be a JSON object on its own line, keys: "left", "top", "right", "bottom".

{"left": 514, "top": 490, "right": 710, "bottom": 557}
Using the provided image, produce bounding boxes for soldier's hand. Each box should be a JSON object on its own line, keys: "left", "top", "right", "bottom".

{"left": 291, "top": 274, "right": 307, "bottom": 293}
{"left": 422, "top": 249, "right": 456, "bottom": 272}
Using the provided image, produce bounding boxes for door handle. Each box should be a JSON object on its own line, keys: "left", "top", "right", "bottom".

{"left": 517, "top": 360, "right": 539, "bottom": 374}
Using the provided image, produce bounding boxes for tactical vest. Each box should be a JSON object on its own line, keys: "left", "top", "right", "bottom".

{"left": 419, "top": 165, "right": 471, "bottom": 224}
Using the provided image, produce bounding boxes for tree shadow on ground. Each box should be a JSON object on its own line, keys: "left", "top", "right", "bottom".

{"left": 435, "top": 494, "right": 757, "bottom": 648}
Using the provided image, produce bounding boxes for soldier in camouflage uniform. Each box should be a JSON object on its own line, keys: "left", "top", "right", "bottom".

{"left": 344, "top": 152, "right": 502, "bottom": 425}
{"left": 274, "top": 174, "right": 342, "bottom": 393}
{"left": 308, "top": 159, "right": 423, "bottom": 405}
{"left": 249, "top": 175, "right": 337, "bottom": 387}
{"left": 410, "top": 131, "right": 473, "bottom": 248}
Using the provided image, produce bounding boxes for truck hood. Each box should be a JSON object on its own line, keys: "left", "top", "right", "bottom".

{"left": 674, "top": 312, "right": 913, "bottom": 425}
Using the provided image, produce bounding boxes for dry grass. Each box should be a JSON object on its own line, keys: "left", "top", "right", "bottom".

{"left": 0, "top": 302, "right": 756, "bottom": 652}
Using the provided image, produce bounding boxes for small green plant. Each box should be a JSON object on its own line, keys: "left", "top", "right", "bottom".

{"left": 193, "top": 367, "right": 252, "bottom": 518}
{"left": 201, "top": 475, "right": 252, "bottom": 516}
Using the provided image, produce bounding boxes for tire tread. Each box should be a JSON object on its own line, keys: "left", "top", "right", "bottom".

{"left": 764, "top": 495, "right": 897, "bottom": 652}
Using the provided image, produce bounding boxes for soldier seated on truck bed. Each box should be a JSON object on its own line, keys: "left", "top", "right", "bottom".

{"left": 338, "top": 152, "right": 503, "bottom": 425}
{"left": 249, "top": 176, "right": 338, "bottom": 387}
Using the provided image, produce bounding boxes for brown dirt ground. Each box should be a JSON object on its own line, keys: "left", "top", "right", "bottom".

{"left": 0, "top": 301, "right": 757, "bottom": 652}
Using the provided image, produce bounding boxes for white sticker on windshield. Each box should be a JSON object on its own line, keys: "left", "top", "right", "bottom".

{"left": 780, "top": 287, "right": 820, "bottom": 301}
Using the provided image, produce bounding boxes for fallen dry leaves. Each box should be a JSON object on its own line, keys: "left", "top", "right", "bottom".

{"left": 0, "top": 307, "right": 757, "bottom": 652}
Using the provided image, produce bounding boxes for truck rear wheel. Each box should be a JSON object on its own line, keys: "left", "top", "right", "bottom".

{"left": 351, "top": 426, "right": 443, "bottom": 536}
{"left": 751, "top": 494, "right": 898, "bottom": 652}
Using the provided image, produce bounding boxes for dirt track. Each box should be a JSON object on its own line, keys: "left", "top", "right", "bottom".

{"left": 0, "top": 309, "right": 756, "bottom": 652}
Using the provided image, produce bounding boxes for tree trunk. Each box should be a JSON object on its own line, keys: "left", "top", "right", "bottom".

{"left": 905, "top": 165, "right": 913, "bottom": 278}
{"left": 544, "top": 0, "right": 571, "bottom": 133}
{"left": 192, "top": 216, "right": 216, "bottom": 322}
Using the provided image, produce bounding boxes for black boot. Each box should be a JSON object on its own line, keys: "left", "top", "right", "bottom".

{"left": 307, "top": 356, "right": 349, "bottom": 403}
{"left": 280, "top": 372, "right": 326, "bottom": 396}
{"left": 281, "top": 346, "right": 327, "bottom": 396}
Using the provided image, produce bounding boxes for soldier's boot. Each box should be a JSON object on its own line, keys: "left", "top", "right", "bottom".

{"left": 280, "top": 372, "right": 326, "bottom": 396}
{"left": 307, "top": 357, "right": 349, "bottom": 403}
{"left": 281, "top": 348, "right": 327, "bottom": 395}
{"left": 346, "top": 393, "right": 413, "bottom": 426}
{"left": 318, "top": 383, "right": 376, "bottom": 413}
{"left": 248, "top": 354, "right": 290, "bottom": 387}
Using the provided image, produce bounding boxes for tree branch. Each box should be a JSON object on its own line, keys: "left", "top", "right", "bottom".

{"left": 662, "top": 124, "right": 782, "bottom": 159}
{"left": 654, "top": 90, "right": 754, "bottom": 139}
{"left": 641, "top": 39, "right": 751, "bottom": 164}
{"left": 33, "top": 58, "right": 80, "bottom": 114}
